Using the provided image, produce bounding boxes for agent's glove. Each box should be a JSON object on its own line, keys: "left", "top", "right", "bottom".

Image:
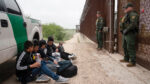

{"left": 120, "top": 30, "right": 123, "bottom": 34}
{"left": 123, "top": 29, "right": 128, "bottom": 35}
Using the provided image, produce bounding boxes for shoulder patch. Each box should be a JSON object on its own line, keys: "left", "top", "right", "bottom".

{"left": 121, "top": 16, "right": 125, "bottom": 22}
{"left": 132, "top": 16, "right": 136, "bottom": 19}
{"left": 96, "top": 19, "right": 99, "bottom": 22}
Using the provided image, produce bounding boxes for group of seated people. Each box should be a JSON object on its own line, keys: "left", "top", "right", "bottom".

{"left": 16, "top": 36, "right": 76, "bottom": 84}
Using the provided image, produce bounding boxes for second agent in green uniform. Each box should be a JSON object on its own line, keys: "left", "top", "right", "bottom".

{"left": 96, "top": 11, "right": 105, "bottom": 50}
{"left": 120, "top": 3, "right": 139, "bottom": 67}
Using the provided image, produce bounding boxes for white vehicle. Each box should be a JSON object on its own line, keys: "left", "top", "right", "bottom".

{"left": 0, "top": 0, "right": 43, "bottom": 64}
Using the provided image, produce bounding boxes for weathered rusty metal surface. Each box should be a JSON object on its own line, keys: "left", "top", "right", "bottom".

{"left": 117, "top": 0, "right": 128, "bottom": 55}
{"left": 137, "top": 0, "right": 150, "bottom": 70}
{"left": 80, "top": 0, "right": 114, "bottom": 52}
{"left": 103, "top": 0, "right": 114, "bottom": 52}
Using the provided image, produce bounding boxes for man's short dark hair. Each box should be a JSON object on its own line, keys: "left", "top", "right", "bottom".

{"left": 33, "top": 39, "right": 39, "bottom": 47}
{"left": 39, "top": 40, "right": 46, "bottom": 47}
{"left": 48, "top": 36, "right": 54, "bottom": 42}
{"left": 24, "top": 41, "right": 33, "bottom": 50}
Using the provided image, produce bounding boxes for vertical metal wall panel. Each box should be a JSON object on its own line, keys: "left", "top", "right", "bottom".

{"left": 137, "top": 0, "right": 150, "bottom": 70}
{"left": 103, "top": 0, "right": 114, "bottom": 52}
{"left": 80, "top": 0, "right": 114, "bottom": 52}
{"left": 117, "top": 0, "right": 128, "bottom": 55}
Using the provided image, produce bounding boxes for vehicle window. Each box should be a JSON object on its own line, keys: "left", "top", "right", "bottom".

{"left": 0, "top": 0, "right": 5, "bottom": 11}
{"left": 4, "top": 0, "right": 21, "bottom": 15}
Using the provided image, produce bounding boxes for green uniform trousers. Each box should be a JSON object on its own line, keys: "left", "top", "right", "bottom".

{"left": 122, "top": 32, "right": 137, "bottom": 64}
{"left": 96, "top": 30, "right": 103, "bottom": 48}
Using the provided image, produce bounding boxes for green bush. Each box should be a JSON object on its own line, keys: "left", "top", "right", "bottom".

{"left": 42, "top": 23, "right": 66, "bottom": 41}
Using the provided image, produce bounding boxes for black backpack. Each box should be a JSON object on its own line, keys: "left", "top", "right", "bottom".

{"left": 57, "top": 65, "right": 78, "bottom": 78}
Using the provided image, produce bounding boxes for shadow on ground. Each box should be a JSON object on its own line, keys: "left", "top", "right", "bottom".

{"left": 0, "top": 57, "right": 16, "bottom": 83}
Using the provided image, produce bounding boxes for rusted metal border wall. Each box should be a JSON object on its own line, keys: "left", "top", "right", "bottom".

{"left": 80, "top": 0, "right": 114, "bottom": 53}
{"left": 137, "top": 0, "right": 150, "bottom": 70}
{"left": 104, "top": 0, "right": 114, "bottom": 52}
{"left": 80, "top": 0, "right": 102, "bottom": 42}
{"left": 117, "top": 0, "right": 128, "bottom": 55}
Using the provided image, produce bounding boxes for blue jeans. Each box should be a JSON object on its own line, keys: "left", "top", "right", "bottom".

{"left": 32, "top": 61, "right": 59, "bottom": 80}
{"left": 21, "top": 61, "right": 59, "bottom": 84}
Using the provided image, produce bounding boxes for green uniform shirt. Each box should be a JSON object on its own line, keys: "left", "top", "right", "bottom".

{"left": 120, "top": 11, "right": 139, "bottom": 34}
{"left": 96, "top": 16, "right": 104, "bottom": 31}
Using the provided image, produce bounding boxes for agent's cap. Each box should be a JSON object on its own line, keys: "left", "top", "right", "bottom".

{"left": 124, "top": 2, "right": 134, "bottom": 9}
{"left": 97, "top": 11, "right": 101, "bottom": 14}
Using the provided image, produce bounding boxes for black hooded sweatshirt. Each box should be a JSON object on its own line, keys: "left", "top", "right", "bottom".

{"left": 38, "top": 48, "right": 54, "bottom": 62}
{"left": 46, "top": 44, "right": 56, "bottom": 56}
{"left": 16, "top": 51, "right": 34, "bottom": 78}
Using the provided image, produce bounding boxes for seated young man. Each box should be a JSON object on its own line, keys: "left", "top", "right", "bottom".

{"left": 46, "top": 36, "right": 75, "bottom": 60}
{"left": 52, "top": 48, "right": 61, "bottom": 62}
{"left": 39, "top": 40, "right": 72, "bottom": 69}
{"left": 46, "top": 36, "right": 57, "bottom": 56}
{"left": 38, "top": 40, "right": 58, "bottom": 64}
{"left": 38, "top": 40, "right": 59, "bottom": 71}
{"left": 58, "top": 42, "right": 76, "bottom": 60}
{"left": 32, "top": 40, "right": 50, "bottom": 82}
{"left": 16, "top": 41, "right": 69, "bottom": 84}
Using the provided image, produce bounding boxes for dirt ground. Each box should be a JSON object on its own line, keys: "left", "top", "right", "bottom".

{"left": 2, "top": 33, "right": 150, "bottom": 84}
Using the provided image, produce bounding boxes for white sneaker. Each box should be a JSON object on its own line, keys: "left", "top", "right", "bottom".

{"left": 56, "top": 64, "right": 60, "bottom": 68}
{"left": 56, "top": 76, "right": 69, "bottom": 83}
{"left": 36, "top": 74, "right": 50, "bottom": 83}
{"left": 69, "top": 54, "right": 76, "bottom": 59}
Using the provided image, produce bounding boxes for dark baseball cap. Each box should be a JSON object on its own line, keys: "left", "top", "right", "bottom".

{"left": 124, "top": 2, "right": 134, "bottom": 9}
{"left": 97, "top": 11, "right": 101, "bottom": 14}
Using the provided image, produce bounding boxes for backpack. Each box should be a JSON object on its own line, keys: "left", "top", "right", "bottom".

{"left": 57, "top": 65, "right": 78, "bottom": 78}
{"left": 57, "top": 61, "right": 72, "bottom": 72}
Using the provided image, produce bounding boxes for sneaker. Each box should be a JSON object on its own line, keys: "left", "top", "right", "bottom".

{"left": 56, "top": 76, "right": 69, "bottom": 83}
{"left": 69, "top": 54, "right": 76, "bottom": 59}
{"left": 36, "top": 74, "right": 50, "bottom": 83}
{"left": 56, "top": 64, "right": 60, "bottom": 68}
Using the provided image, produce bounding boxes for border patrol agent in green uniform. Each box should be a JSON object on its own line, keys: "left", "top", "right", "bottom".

{"left": 120, "top": 3, "right": 139, "bottom": 67}
{"left": 96, "top": 11, "right": 104, "bottom": 50}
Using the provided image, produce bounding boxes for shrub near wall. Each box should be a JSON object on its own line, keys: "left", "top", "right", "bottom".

{"left": 42, "top": 23, "right": 66, "bottom": 41}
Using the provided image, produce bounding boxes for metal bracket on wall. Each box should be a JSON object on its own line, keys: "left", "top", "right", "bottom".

{"left": 103, "top": 27, "right": 109, "bottom": 33}
{"left": 104, "top": 41, "right": 114, "bottom": 43}
{"left": 0, "top": 21, "right": 1, "bottom": 34}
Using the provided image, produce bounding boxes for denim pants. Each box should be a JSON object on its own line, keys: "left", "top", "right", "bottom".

{"left": 33, "top": 61, "right": 59, "bottom": 80}
{"left": 46, "top": 60, "right": 57, "bottom": 72}
{"left": 21, "top": 61, "right": 59, "bottom": 84}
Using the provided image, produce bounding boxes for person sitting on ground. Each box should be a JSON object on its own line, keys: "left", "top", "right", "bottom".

{"left": 32, "top": 40, "right": 50, "bottom": 83}
{"left": 52, "top": 48, "right": 62, "bottom": 62}
{"left": 46, "top": 36, "right": 57, "bottom": 56}
{"left": 40, "top": 40, "right": 72, "bottom": 68}
{"left": 38, "top": 40, "right": 58, "bottom": 64}
{"left": 58, "top": 42, "right": 76, "bottom": 60}
{"left": 58, "top": 42, "right": 65, "bottom": 53}
{"left": 16, "top": 41, "right": 69, "bottom": 84}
